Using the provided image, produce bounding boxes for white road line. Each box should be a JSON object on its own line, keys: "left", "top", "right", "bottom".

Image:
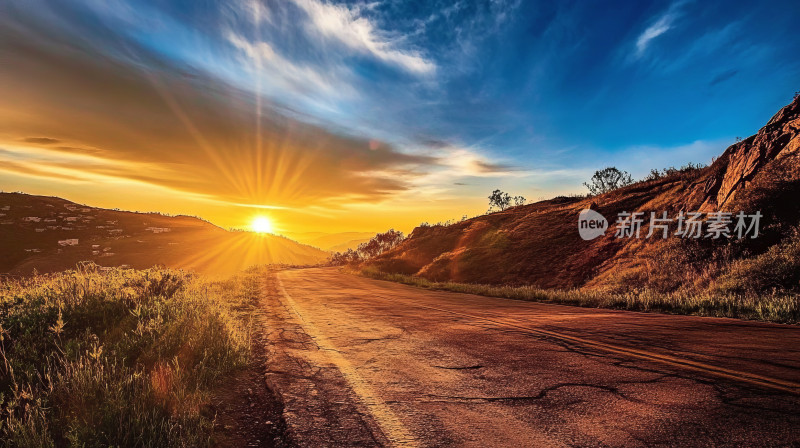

{"left": 276, "top": 275, "right": 419, "bottom": 447}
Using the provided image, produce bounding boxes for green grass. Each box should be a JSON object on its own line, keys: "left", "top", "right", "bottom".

{"left": 358, "top": 267, "right": 800, "bottom": 324}
{"left": 0, "top": 263, "right": 264, "bottom": 447}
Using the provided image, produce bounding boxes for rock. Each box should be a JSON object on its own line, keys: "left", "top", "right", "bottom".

{"left": 704, "top": 96, "right": 800, "bottom": 209}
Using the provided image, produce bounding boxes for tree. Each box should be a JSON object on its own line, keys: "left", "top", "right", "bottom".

{"left": 356, "top": 229, "right": 405, "bottom": 260}
{"left": 584, "top": 167, "right": 633, "bottom": 196}
{"left": 512, "top": 195, "right": 526, "bottom": 207}
{"left": 488, "top": 189, "right": 511, "bottom": 212}
{"left": 328, "top": 248, "right": 361, "bottom": 266}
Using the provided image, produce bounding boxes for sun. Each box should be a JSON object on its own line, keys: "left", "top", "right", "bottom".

{"left": 251, "top": 216, "right": 274, "bottom": 234}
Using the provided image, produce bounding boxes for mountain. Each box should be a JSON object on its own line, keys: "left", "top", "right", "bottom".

{"left": 284, "top": 231, "right": 375, "bottom": 251}
{"left": 0, "top": 193, "right": 328, "bottom": 276}
{"left": 369, "top": 96, "right": 800, "bottom": 295}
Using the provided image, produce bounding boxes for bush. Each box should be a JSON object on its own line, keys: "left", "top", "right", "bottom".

{"left": 0, "top": 264, "right": 257, "bottom": 447}
{"left": 584, "top": 167, "right": 633, "bottom": 195}
{"left": 715, "top": 230, "right": 800, "bottom": 294}
{"left": 641, "top": 162, "right": 707, "bottom": 182}
{"left": 328, "top": 229, "right": 405, "bottom": 265}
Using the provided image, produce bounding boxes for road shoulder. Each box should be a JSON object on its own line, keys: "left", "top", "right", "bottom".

{"left": 261, "top": 269, "right": 394, "bottom": 447}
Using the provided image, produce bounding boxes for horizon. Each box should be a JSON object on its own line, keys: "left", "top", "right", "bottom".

{"left": 1, "top": 0, "right": 799, "bottom": 235}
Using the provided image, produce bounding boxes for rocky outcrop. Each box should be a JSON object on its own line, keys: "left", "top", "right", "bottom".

{"left": 702, "top": 96, "right": 800, "bottom": 210}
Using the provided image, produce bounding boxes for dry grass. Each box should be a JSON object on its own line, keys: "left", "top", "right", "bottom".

{"left": 0, "top": 263, "right": 265, "bottom": 447}
{"left": 359, "top": 267, "right": 800, "bottom": 324}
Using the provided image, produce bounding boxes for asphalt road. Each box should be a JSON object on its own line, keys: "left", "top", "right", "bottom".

{"left": 262, "top": 267, "right": 800, "bottom": 447}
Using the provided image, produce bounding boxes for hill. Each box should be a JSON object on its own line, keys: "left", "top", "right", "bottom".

{"left": 0, "top": 193, "right": 328, "bottom": 276}
{"left": 284, "top": 231, "right": 374, "bottom": 251}
{"left": 368, "top": 96, "right": 800, "bottom": 295}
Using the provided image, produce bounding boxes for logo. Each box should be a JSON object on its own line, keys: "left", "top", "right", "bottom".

{"left": 577, "top": 210, "right": 762, "bottom": 241}
{"left": 578, "top": 209, "right": 608, "bottom": 240}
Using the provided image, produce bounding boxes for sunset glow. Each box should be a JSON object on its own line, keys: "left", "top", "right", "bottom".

{"left": 0, "top": 1, "right": 798, "bottom": 235}
{"left": 251, "top": 216, "right": 274, "bottom": 234}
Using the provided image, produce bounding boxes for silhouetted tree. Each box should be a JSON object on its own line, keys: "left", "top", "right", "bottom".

{"left": 512, "top": 195, "right": 526, "bottom": 207}
{"left": 328, "top": 229, "right": 405, "bottom": 265}
{"left": 584, "top": 167, "right": 633, "bottom": 195}
{"left": 488, "top": 189, "right": 511, "bottom": 212}
{"left": 328, "top": 248, "right": 361, "bottom": 265}
{"left": 357, "top": 229, "right": 404, "bottom": 259}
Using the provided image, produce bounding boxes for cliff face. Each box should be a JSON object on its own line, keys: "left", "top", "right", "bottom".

{"left": 368, "top": 96, "right": 800, "bottom": 291}
{"left": 701, "top": 98, "right": 800, "bottom": 211}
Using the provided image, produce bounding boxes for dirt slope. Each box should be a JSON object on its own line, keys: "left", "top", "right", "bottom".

{"left": 369, "top": 96, "right": 800, "bottom": 291}
{"left": 0, "top": 193, "right": 328, "bottom": 276}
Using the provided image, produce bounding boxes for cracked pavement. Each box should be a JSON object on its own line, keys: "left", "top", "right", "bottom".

{"left": 263, "top": 267, "right": 800, "bottom": 447}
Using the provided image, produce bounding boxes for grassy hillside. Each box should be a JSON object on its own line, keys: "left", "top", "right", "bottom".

{"left": 359, "top": 267, "right": 800, "bottom": 324}
{"left": 0, "top": 193, "right": 328, "bottom": 276}
{"left": 367, "top": 97, "right": 800, "bottom": 298}
{"left": 0, "top": 264, "right": 262, "bottom": 446}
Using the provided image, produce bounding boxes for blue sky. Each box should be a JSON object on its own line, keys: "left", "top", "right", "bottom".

{"left": 127, "top": 0, "right": 799, "bottom": 172}
{"left": 1, "top": 0, "right": 799, "bottom": 231}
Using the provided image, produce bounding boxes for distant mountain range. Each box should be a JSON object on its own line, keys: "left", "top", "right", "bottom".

{"left": 369, "top": 96, "right": 800, "bottom": 295}
{"left": 283, "top": 231, "right": 375, "bottom": 252}
{"left": 0, "top": 193, "right": 328, "bottom": 276}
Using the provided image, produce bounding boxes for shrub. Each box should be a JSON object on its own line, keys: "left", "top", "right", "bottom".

{"left": 715, "top": 230, "right": 800, "bottom": 294}
{"left": 584, "top": 167, "right": 633, "bottom": 195}
{"left": 0, "top": 264, "right": 257, "bottom": 447}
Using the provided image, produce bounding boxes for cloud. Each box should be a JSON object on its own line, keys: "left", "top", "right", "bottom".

{"left": 420, "top": 144, "right": 525, "bottom": 180}
{"left": 290, "top": 0, "right": 436, "bottom": 74}
{"left": 224, "top": 30, "right": 347, "bottom": 99}
{"left": 634, "top": 2, "right": 687, "bottom": 58}
{"left": 23, "top": 137, "right": 60, "bottom": 145}
{"left": 708, "top": 68, "right": 739, "bottom": 87}
{"left": 0, "top": 6, "right": 441, "bottom": 208}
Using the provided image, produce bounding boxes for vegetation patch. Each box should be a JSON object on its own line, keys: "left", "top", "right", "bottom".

{"left": 358, "top": 267, "right": 800, "bottom": 324}
{"left": 0, "top": 263, "right": 263, "bottom": 447}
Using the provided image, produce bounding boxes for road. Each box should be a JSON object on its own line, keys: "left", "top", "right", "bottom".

{"left": 261, "top": 267, "right": 800, "bottom": 447}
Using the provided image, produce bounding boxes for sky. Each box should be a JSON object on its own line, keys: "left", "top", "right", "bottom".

{"left": 1, "top": 0, "right": 798, "bottom": 235}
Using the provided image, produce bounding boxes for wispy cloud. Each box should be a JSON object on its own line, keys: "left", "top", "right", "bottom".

{"left": 634, "top": 1, "right": 687, "bottom": 58}
{"left": 290, "top": 0, "right": 436, "bottom": 74}
{"left": 225, "top": 30, "right": 349, "bottom": 101}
